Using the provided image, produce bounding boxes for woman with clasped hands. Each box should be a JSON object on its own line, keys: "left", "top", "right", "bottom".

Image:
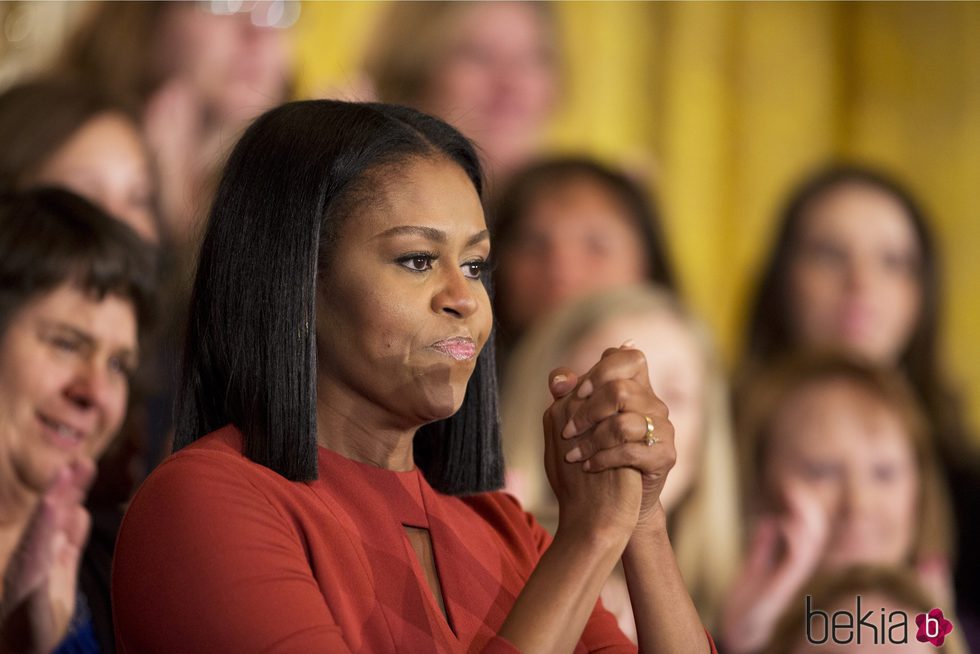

{"left": 112, "top": 100, "right": 715, "bottom": 653}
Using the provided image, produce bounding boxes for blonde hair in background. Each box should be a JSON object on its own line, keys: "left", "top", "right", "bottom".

{"left": 737, "top": 353, "right": 955, "bottom": 567}
{"left": 362, "top": 1, "right": 561, "bottom": 109}
{"left": 500, "top": 284, "right": 742, "bottom": 627}
{"left": 763, "top": 565, "right": 967, "bottom": 654}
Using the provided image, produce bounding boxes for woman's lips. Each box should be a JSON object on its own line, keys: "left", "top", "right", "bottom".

{"left": 430, "top": 337, "right": 477, "bottom": 361}
{"left": 36, "top": 412, "right": 87, "bottom": 450}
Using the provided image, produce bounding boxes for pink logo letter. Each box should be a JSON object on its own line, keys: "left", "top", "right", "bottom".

{"left": 915, "top": 608, "right": 953, "bottom": 647}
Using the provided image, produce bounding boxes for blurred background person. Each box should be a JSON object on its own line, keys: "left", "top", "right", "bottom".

{"left": 740, "top": 164, "right": 980, "bottom": 633}
{"left": 723, "top": 354, "right": 958, "bottom": 653}
{"left": 0, "top": 75, "right": 167, "bottom": 504}
{"left": 363, "top": 1, "right": 560, "bottom": 188}
{"left": 765, "top": 566, "right": 967, "bottom": 654}
{"left": 55, "top": 1, "right": 295, "bottom": 473}
{"left": 501, "top": 284, "right": 740, "bottom": 636}
{"left": 491, "top": 157, "right": 676, "bottom": 356}
{"left": 0, "top": 189, "right": 155, "bottom": 653}
{"left": 0, "top": 75, "right": 159, "bottom": 244}
{"left": 58, "top": 0, "right": 295, "bottom": 248}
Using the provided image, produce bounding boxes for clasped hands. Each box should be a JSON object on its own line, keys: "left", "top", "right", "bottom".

{"left": 543, "top": 342, "right": 676, "bottom": 542}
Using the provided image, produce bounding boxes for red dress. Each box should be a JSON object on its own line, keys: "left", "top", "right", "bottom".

{"left": 113, "top": 426, "right": 706, "bottom": 652}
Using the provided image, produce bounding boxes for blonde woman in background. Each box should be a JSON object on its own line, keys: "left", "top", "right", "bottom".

{"left": 501, "top": 285, "right": 741, "bottom": 637}
{"left": 723, "top": 354, "right": 957, "bottom": 653}
{"left": 363, "top": 1, "right": 560, "bottom": 187}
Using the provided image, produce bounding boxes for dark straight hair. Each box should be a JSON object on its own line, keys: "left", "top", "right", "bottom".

{"left": 742, "top": 163, "right": 971, "bottom": 460}
{"left": 174, "top": 100, "right": 503, "bottom": 494}
{"left": 0, "top": 188, "right": 156, "bottom": 337}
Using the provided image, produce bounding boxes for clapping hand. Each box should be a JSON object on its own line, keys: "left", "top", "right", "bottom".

{"left": 1, "top": 459, "right": 95, "bottom": 654}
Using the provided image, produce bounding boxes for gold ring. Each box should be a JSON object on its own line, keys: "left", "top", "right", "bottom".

{"left": 643, "top": 415, "right": 658, "bottom": 446}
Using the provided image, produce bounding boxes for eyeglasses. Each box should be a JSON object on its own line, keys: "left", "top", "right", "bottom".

{"left": 199, "top": 1, "right": 300, "bottom": 30}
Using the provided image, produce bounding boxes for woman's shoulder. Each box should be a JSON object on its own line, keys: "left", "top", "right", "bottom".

{"left": 122, "top": 425, "right": 298, "bottom": 534}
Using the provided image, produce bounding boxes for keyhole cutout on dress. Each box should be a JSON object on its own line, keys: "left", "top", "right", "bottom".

{"left": 403, "top": 526, "right": 450, "bottom": 627}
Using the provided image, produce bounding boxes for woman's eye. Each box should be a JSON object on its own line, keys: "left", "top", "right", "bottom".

{"left": 50, "top": 336, "right": 81, "bottom": 354}
{"left": 462, "top": 260, "right": 485, "bottom": 280}
{"left": 801, "top": 461, "right": 841, "bottom": 481}
{"left": 804, "top": 241, "right": 848, "bottom": 265}
{"left": 399, "top": 255, "right": 435, "bottom": 272}
{"left": 107, "top": 356, "right": 134, "bottom": 380}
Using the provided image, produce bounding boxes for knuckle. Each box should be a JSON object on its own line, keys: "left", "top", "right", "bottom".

{"left": 612, "top": 380, "right": 632, "bottom": 405}
{"left": 613, "top": 419, "right": 631, "bottom": 445}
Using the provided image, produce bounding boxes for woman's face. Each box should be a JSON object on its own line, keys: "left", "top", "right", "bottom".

{"left": 498, "top": 177, "right": 649, "bottom": 332}
{"left": 565, "top": 310, "right": 705, "bottom": 513}
{"left": 766, "top": 378, "right": 919, "bottom": 569}
{"left": 316, "top": 157, "right": 492, "bottom": 428}
{"left": 788, "top": 183, "right": 922, "bottom": 364}
{"left": 30, "top": 113, "right": 158, "bottom": 244}
{"left": 154, "top": 3, "right": 291, "bottom": 124}
{"left": 426, "top": 2, "right": 557, "bottom": 176}
{"left": 0, "top": 284, "right": 137, "bottom": 494}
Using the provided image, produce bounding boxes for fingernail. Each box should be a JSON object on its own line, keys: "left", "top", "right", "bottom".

{"left": 565, "top": 447, "right": 582, "bottom": 462}
{"left": 621, "top": 339, "right": 636, "bottom": 348}
{"left": 562, "top": 420, "right": 578, "bottom": 439}
{"left": 576, "top": 380, "right": 593, "bottom": 398}
{"left": 582, "top": 460, "right": 592, "bottom": 471}
{"left": 552, "top": 373, "right": 568, "bottom": 386}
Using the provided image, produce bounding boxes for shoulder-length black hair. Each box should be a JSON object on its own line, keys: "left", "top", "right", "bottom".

{"left": 489, "top": 156, "right": 676, "bottom": 342}
{"left": 0, "top": 188, "right": 156, "bottom": 337}
{"left": 742, "top": 163, "right": 971, "bottom": 460}
{"left": 174, "top": 100, "right": 502, "bottom": 494}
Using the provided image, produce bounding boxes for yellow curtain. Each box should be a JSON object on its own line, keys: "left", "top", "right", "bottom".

{"left": 296, "top": 1, "right": 980, "bottom": 439}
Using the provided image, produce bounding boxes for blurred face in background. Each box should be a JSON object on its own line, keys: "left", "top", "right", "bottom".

{"left": 788, "top": 183, "right": 922, "bottom": 364}
{"left": 426, "top": 2, "right": 558, "bottom": 177}
{"left": 28, "top": 112, "right": 158, "bottom": 244}
{"left": 497, "top": 176, "right": 649, "bottom": 332}
{"left": 152, "top": 3, "right": 292, "bottom": 124}
{"left": 565, "top": 309, "right": 705, "bottom": 513}
{"left": 0, "top": 285, "right": 137, "bottom": 494}
{"left": 765, "top": 378, "right": 919, "bottom": 569}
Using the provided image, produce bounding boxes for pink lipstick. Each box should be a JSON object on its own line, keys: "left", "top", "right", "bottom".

{"left": 430, "top": 337, "right": 477, "bottom": 361}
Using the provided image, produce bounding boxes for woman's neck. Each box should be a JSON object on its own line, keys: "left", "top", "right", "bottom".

{"left": 315, "top": 383, "right": 417, "bottom": 472}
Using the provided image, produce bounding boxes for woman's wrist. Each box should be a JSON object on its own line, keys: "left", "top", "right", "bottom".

{"left": 554, "top": 516, "right": 633, "bottom": 560}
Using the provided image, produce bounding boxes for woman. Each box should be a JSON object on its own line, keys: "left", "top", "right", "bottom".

{"left": 60, "top": 1, "right": 294, "bottom": 247}
{"left": 0, "top": 189, "right": 156, "bottom": 653}
{"left": 501, "top": 285, "right": 741, "bottom": 637}
{"left": 0, "top": 74, "right": 170, "bottom": 503}
{"left": 492, "top": 157, "right": 675, "bottom": 351}
{"left": 0, "top": 76, "right": 160, "bottom": 244}
{"left": 722, "top": 354, "right": 955, "bottom": 653}
{"left": 364, "top": 1, "right": 560, "bottom": 186}
{"left": 113, "top": 100, "right": 715, "bottom": 652}
{"left": 741, "top": 164, "right": 979, "bottom": 633}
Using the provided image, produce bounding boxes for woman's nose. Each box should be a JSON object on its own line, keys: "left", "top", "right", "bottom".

{"left": 432, "top": 267, "right": 478, "bottom": 318}
{"left": 64, "top": 361, "right": 112, "bottom": 412}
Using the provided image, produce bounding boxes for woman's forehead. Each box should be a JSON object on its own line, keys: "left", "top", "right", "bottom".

{"left": 347, "top": 158, "right": 487, "bottom": 240}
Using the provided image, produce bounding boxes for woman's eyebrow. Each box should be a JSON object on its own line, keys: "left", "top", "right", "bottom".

{"left": 41, "top": 319, "right": 139, "bottom": 361}
{"left": 376, "top": 226, "right": 490, "bottom": 247}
